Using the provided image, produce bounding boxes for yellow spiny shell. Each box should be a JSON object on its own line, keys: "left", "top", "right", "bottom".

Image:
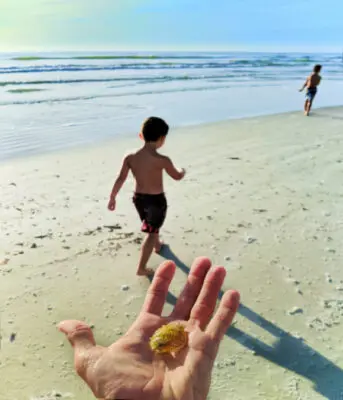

{"left": 149, "top": 322, "right": 188, "bottom": 354}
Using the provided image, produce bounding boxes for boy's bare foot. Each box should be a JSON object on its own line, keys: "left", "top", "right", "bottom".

{"left": 136, "top": 268, "right": 155, "bottom": 277}
{"left": 154, "top": 240, "right": 164, "bottom": 254}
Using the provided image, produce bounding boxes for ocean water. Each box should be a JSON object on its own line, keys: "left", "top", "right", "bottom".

{"left": 0, "top": 51, "right": 342, "bottom": 160}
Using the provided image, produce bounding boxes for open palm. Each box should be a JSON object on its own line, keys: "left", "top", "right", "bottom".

{"left": 58, "top": 257, "right": 240, "bottom": 400}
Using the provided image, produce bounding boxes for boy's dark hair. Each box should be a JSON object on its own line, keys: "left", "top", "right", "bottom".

{"left": 313, "top": 64, "right": 322, "bottom": 73}
{"left": 141, "top": 117, "right": 169, "bottom": 142}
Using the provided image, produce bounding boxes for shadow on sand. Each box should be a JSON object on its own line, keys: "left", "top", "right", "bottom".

{"left": 310, "top": 112, "right": 343, "bottom": 121}
{"left": 156, "top": 244, "right": 343, "bottom": 400}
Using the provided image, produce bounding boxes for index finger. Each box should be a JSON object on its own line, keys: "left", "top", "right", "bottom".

{"left": 141, "top": 260, "right": 176, "bottom": 315}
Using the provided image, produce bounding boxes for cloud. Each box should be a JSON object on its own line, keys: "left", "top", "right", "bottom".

{"left": 0, "top": 0, "right": 82, "bottom": 47}
{"left": 0, "top": 0, "right": 146, "bottom": 49}
{"left": 1, "top": 0, "right": 340, "bottom": 51}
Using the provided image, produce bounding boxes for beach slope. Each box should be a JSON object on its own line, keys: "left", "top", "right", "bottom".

{"left": 1, "top": 107, "right": 343, "bottom": 399}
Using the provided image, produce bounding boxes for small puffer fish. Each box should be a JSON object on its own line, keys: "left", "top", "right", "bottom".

{"left": 149, "top": 322, "right": 188, "bottom": 354}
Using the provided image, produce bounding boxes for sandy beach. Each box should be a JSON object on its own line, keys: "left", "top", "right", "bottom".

{"left": 1, "top": 107, "right": 343, "bottom": 400}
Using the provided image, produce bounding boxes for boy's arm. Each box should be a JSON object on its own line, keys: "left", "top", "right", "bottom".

{"left": 163, "top": 156, "right": 185, "bottom": 181}
{"left": 108, "top": 155, "right": 131, "bottom": 209}
{"left": 299, "top": 77, "right": 309, "bottom": 91}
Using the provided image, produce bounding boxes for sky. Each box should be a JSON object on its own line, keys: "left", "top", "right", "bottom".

{"left": 0, "top": 0, "right": 342, "bottom": 52}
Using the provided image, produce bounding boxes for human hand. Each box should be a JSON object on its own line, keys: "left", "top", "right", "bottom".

{"left": 180, "top": 168, "right": 186, "bottom": 179}
{"left": 107, "top": 197, "right": 116, "bottom": 211}
{"left": 58, "top": 257, "right": 240, "bottom": 400}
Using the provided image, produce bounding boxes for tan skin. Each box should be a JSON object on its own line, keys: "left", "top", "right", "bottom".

{"left": 108, "top": 134, "right": 185, "bottom": 276}
{"left": 299, "top": 72, "right": 321, "bottom": 116}
{"left": 58, "top": 256, "right": 240, "bottom": 400}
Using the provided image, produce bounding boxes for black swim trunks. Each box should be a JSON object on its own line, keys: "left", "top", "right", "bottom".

{"left": 306, "top": 87, "right": 317, "bottom": 101}
{"left": 133, "top": 193, "right": 167, "bottom": 234}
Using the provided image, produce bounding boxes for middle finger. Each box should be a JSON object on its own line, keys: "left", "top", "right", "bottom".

{"left": 188, "top": 265, "right": 226, "bottom": 329}
{"left": 170, "top": 257, "right": 212, "bottom": 320}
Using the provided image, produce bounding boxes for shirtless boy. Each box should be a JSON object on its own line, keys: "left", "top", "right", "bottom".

{"left": 107, "top": 117, "right": 186, "bottom": 276}
{"left": 299, "top": 64, "right": 322, "bottom": 116}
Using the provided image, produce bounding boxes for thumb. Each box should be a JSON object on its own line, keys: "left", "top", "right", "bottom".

{"left": 58, "top": 320, "right": 108, "bottom": 399}
{"left": 58, "top": 319, "right": 96, "bottom": 349}
{"left": 58, "top": 320, "right": 97, "bottom": 378}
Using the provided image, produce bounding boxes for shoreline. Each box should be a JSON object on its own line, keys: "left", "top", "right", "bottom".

{"left": 1, "top": 104, "right": 343, "bottom": 166}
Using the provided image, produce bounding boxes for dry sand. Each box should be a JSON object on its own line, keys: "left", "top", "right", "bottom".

{"left": 1, "top": 107, "right": 343, "bottom": 400}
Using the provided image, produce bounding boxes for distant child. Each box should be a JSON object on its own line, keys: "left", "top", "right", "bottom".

{"left": 299, "top": 64, "right": 322, "bottom": 116}
{"left": 107, "top": 117, "right": 186, "bottom": 276}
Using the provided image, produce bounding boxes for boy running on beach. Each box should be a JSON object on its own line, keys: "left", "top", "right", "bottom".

{"left": 299, "top": 64, "right": 322, "bottom": 116}
{"left": 107, "top": 117, "right": 186, "bottom": 276}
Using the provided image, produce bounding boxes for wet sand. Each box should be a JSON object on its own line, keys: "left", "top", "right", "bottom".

{"left": 1, "top": 107, "right": 343, "bottom": 399}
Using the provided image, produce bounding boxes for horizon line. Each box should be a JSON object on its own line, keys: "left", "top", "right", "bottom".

{"left": 0, "top": 47, "right": 341, "bottom": 54}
